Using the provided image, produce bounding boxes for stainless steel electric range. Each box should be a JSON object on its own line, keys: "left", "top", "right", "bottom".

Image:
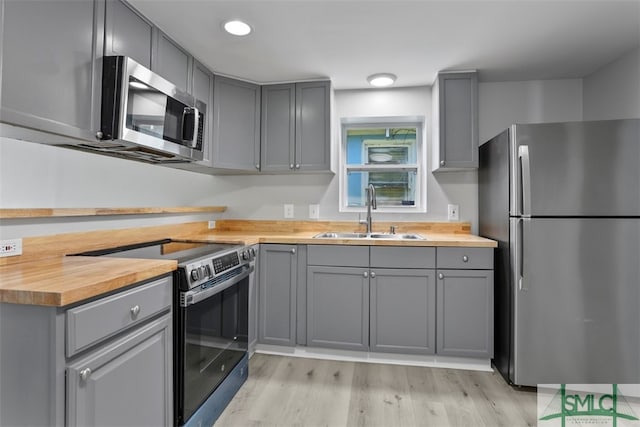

{"left": 77, "top": 239, "right": 256, "bottom": 426}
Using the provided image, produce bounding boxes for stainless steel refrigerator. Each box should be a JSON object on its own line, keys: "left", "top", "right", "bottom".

{"left": 479, "top": 119, "right": 640, "bottom": 387}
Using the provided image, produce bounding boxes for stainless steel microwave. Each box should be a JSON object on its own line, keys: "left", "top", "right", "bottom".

{"left": 91, "top": 56, "right": 204, "bottom": 163}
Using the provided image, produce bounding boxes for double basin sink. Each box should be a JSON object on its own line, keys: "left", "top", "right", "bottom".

{"left": 313, "top": 232, "right": 426, "bottom": 240}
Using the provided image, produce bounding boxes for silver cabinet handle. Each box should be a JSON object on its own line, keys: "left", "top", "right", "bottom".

{"left": 295, "top": 164, "right": 300, "bottom": 169}
{"left": 255, "top": 164, "right": 260, "bottom": 169}
{"left": 440, "top": 160, "right": 445, "bottom": 166}
{"left": 130, "top": 305, "right": 140, "bottom": 318}
{"left": 363, "top": 271, "right": 368, "bottom": 278}
{"left": 290, "top": 164, "right": 294, "bottom": 169}
{"left": 290, "top": 248, "right": 296, "bottom": 254}
{"left": 462, "top": 255, "right": 469, "bottom": 262}
{"left": 438, "top": 273, "right": 444, "bottom": 280}
{"left": 370, "top": 271, "right": 376, "bottom": 278}
{"left": 79, "top": 368, "right": 92, "bottom": 382}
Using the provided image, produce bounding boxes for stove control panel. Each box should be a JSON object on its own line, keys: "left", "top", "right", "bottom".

{"left": 186, "top": 247, "right": 250, "bottom": 287}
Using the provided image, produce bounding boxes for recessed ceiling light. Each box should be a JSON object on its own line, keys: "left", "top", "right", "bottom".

{"left": 367, "top": 73, "right": 397, "bottom": 87}
{"left": 223, "top": 20, "right": 252, "bottom": 36}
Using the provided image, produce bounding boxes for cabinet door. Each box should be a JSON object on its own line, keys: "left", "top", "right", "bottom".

{"left": 295, "top": 81, "right": 331, "bottom": 171}
{"left": 104, "top": 0, "right": 153, "bottom": 69}
{"left": 153, "top": 30, "right": 192, "bottom": 93}
{"left": 191, "top": 61, "right": 214, "bottom": 167}
{"left": 432, "top": 71, "right": 478, "bottom": 171}
{"left": 212, "top": 76, "right": 261, "bottom": 171}
{"left": 258, "top": 244, "right": 297, "bottom": 346}
{"left": 306, "top": 266, "right": 369, "bottom": 351}
{"left": 260, "top": 84, "right": 296, "bottom": 172}
{"left": 370, "top": 268, "right": 436, "bottom": 355}
{"left": 1, "top": 0, "right": 99, "bottom": 140}
{"left": 66, "top": 315, "right": 172, "bottom": 427}
{"left": 436, "top": 269, "right": 494, "bottom": 358}
{"left": 248, "top": 245, "right": 259, "bottom": 355}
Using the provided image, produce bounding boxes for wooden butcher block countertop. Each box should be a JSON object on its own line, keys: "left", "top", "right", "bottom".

{"left": 0, "top": 219, "right": 496, "bottom": 307}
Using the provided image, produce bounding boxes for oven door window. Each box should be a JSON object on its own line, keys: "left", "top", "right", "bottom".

{"left": 182, "top": 280, "right": 248, "bottom": 420}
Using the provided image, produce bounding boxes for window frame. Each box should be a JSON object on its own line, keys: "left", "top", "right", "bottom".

{"left": 339, "top": 116, "right": 426, "bottom": 213}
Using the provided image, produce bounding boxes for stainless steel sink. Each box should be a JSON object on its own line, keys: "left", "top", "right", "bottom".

{"left": 313, "top": 232, "right": 369, "bottom": 239}
{"left": 368, "top": 233, "right": 426, "bottom": 240}
{"left": 313, "top": 232, "right": 426, "bottom": 240}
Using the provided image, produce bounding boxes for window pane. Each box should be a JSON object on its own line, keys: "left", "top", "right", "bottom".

{"left": 346, "top": 128, "right": 416, "bottom": 166}
{"left": 346, "top": 171, "right": 416, "bottom": 207}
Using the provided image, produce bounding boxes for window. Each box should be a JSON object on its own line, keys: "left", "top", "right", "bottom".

{"left": 340, "top": 117, "right": 424, "bottom": 212}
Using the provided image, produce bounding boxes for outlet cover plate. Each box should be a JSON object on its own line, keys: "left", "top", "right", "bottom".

{"left": 447, "top": 204, "right": 459, "bottom": 221}
{"left": 309, "top": 204, "right": 320, "bottom": 219}
{"left": 284, "top": 204, "right": 294, "bottom": 219}
{"left": 0, "top": 239, "right": 23, "bottom": 257}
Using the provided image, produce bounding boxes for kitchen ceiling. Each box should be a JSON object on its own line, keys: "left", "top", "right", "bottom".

{"left": 129, "top": 0, "right": 640, "bottom": 89}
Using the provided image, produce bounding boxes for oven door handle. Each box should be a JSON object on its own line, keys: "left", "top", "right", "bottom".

{"left": 181, "top": 265, "right": 253, "bottom": 307}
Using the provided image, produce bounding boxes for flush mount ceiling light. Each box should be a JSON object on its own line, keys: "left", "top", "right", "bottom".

{"left": 367, "top": 73, "right": 397, "bottom": 87}
{"left": 223, "top": 20, "right": 252, "bottom": 36}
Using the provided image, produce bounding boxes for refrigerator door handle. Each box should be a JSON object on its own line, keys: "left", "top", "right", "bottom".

{"left": 518, "top": 218, "right": 530, "bottom": 291}
{"left": 519, "top": 145, "right": 531, "bottom": 217}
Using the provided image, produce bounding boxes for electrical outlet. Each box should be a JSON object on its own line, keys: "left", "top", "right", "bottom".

{"left": 0, "top": 239, "right": 23, "bottom": 257}
{"left": 208, "top": 221, "right": 216, "bottom": 229}
{"left": 309, "top": 204, "right": 320, "bottom": 219}
{"left": 284, "top": 204, "right": 294, "bottom": 219}
{"left": 447, "top": 204, "right": 459, "bottom": 221}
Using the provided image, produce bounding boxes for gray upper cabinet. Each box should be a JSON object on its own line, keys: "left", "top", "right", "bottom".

{"left": 258, "top": 244, "right": 297, "bottom": 346}
{"left": 104, "top": 0, "right": 153, "bottom": 69}
{"left": 432, "top": 71, "right": 478, "bottom": 171}
{"left": 152, "top": 30, "right": 192, "bottom": 93}
{"left": 261, "top": 81, "right": 331, "bottom": 173}
{"left": 0, "top": 0, "right": 101, "bottom": 141}
{"left": 212, "top": 76, "right": 261, "bottom": 171}
{"left": 295, "top": 81, "right": 331, "bottom": 171}
{"left": 188, "top": 60, "right": 214, "bottom": 169}
{"left": 261, "top": 84, "right": 296, "bottom": 172}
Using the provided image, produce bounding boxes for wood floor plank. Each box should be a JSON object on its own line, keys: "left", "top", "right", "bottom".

{"left": 215, "top": 354, "right": 537, "bottom": 427}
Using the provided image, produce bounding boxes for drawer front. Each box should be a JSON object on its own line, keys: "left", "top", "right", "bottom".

{"left": 437, "top": 247, "right": 493, "bottom": 269}
{"left": 307, "top": 245, "right": 369, "bottom": 267}
{"left": 66, "top": 275, "right": 172, "bottom": 357}
{"left": 370, "top": 246, "right": 435, "bottom": 269}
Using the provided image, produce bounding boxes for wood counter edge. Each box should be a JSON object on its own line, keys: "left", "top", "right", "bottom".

{"left": 0, "top": 206, "right": 226, "bottom": 219}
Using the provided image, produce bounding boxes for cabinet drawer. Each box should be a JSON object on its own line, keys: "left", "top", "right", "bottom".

{"left": 66, "top": 275, "right": 172, "bottom": 357}
{"left": 370, "top": 247, "right": 435, "bottom": 269}
{"left": 307, "top": 245, "right": 368, "bottom": 267}
{"left": 437, "top": 247, "right": 493, "bottom": 269}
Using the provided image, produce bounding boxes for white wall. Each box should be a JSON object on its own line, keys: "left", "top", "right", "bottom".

{"left": 478, "top": 79, "right": 583, "bottom": 143}
{"left": 583, "top": 46, "right": 640, "bottom": 120}
{"left": 1, "top": 78, "right": 588, "bottom": 239}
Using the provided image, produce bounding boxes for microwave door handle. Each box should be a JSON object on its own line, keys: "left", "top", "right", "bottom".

{"left": 181, "top": 107, "right": 199, "bottom": 148}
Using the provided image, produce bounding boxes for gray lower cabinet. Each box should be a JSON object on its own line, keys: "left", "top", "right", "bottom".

{"left": 104, "top": 0, "right": 153, "bottom": 69}
{"left": 258, "top": 244, "right": 297, "bottom": 346}
{"left": 0, "top": 275, "right": 173, "bottom": 427}
{"left": 66, "top": 315, "right": 172, "bottom": 426}
{"left": 306, "top": 266, "right": 369, "bottom": 351}
{"left": 0, "top": 0, "right": 101, "bottom": 141}
{"left": 212, "top": 75, "right": 261, "bottom": 171}
{"left": 370, "top": 268, "right": 436, "bottom": 355}
{"left": 248, "top": 244, "right": 259, "bottom": 355}
{"left": 260, "top": 81, "right": 331, "bottom": 173}
{"left": 436, "top": 247, "right": 494, "bottom": 358}
{"left": 432, "top": 71, "right": 478, "bottom": 171}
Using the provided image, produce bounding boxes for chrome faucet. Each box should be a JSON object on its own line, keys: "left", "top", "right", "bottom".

{"left": 359, "top": 184, "right": 377, "bottom": 234}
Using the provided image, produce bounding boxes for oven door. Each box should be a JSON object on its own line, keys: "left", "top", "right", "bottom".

{"left": 175, "top": 266, "right": 250, "bottom": 426}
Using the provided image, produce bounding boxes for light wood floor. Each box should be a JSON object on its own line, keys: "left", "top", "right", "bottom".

{"left": 215, "top": 353, "right": 537, "bottom": 427}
